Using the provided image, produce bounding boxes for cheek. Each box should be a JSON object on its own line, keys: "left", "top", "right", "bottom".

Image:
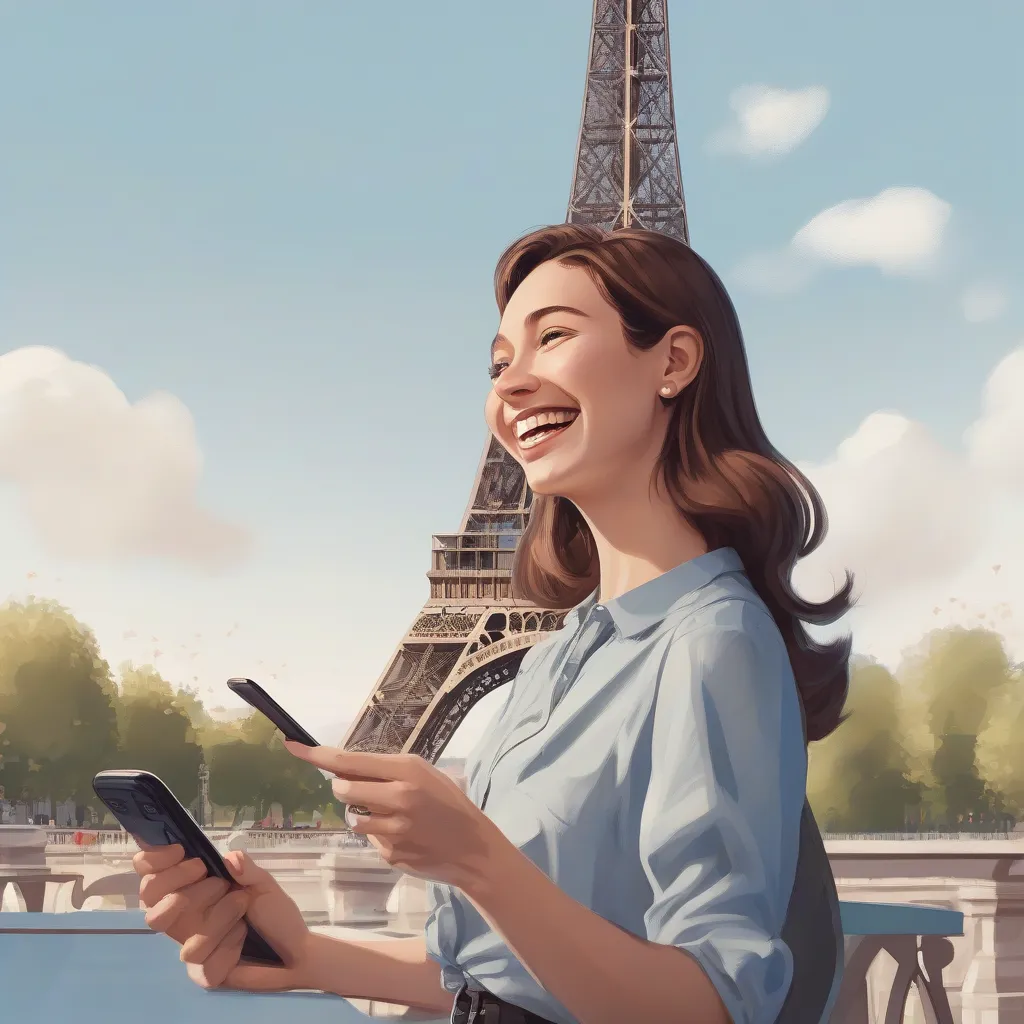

{"left": 483, "top": 389, "right": 501, "bottom": 433}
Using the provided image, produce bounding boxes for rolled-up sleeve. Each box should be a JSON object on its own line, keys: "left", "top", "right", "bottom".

{"left": 639, "top": 611, "right": 805, "bottom": 1024}
{"left": 423, "top": 881, "right": 466, "bottom": 993}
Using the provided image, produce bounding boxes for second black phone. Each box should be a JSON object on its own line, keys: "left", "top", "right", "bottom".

{"left": 226, "top": 677, "right": 319, "bottom": 746}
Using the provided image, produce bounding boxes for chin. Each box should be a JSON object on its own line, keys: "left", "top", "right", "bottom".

{"left": 524, "top": 463, "right": 582, "bottom": 501}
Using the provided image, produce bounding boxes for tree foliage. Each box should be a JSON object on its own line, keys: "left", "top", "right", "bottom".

{"left": 0, "top": 599, "right": 119, "bottom": 804}
{"left": 116, "top": 663, "right": 204, "bottom": 807}
{"left": 808, "top": 659, "right": 920, "bottom": 830}
{"left": 3, "top": 594, "right": 1021, "bottom": 832}
{"left": 209, "top": 716, "right": 332, "bottom": 818}
{"left": 899, "top": 628, "right": 1015, "bottom": 825}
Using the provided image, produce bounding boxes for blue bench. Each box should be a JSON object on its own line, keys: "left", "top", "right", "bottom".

{"left": 1, "top": 903, "right": 963, "bottom": 1023}
{"left": 834, "top": 900, "right": 963, "bottom": 1024}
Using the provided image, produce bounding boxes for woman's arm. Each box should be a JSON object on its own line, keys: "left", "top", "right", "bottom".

{"left": 302, "top": 933, "right": 453, "bottom": 1013}
{"left": 461, "top": 841, "right": 731, "bottom": 1024}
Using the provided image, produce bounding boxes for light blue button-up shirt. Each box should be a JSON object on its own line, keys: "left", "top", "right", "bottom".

{"left": 424, "top": 547, "right": 815, "bottom": 1024}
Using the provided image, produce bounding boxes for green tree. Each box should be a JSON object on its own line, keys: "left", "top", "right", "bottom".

{"left": 116, "top": 663, "right": 204, "bottom": 808}
{"left": 0, "top": 599, "right": 119, "bottom": 810}
{"left": 899, "top": 628, "right": 1014, "bottom": 827}
{"left": 208, "top": 739, "right": 270, "bottom": 812}
{"left": 208, "top": 714, "right": 332, "bottom": 821}
{"left": 975, "top": 655, "right": 1024, "bottom": 821}
{"left": 808, "top": 658, "right": 920, "bottom": 831}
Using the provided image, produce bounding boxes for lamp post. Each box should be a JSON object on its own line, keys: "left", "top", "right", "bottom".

{"left": 197, "top": 763, "right": 210, "bottom": 828}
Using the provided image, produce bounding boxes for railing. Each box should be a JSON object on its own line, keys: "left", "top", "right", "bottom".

{"left": 43, "top": 827, "right": 369, "bottom": 850}
{"left": 833, "top": 901, "right": 962, "bottom": 1023}
{"left": 0, "top": 904, "right": 963, "bottom": 1023}
{"left": 824, "top": 832, "right": 1016, "bottom": 841}
{"left": 18, "top": 827, "right": 1024, "bottom": 1020}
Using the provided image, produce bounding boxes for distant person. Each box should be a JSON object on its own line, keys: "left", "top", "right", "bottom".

{"left": 132, "top": 225, "right": 850, "bottom": 1024}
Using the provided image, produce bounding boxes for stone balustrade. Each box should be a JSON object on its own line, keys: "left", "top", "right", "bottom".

{"left": 10, "top": 825, "right": 1024, "bottom": 1021}
{"left": 827, "top": 837, "right": 1024, "bottom": 1022}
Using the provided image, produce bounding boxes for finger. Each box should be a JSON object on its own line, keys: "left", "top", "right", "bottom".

{"left": 139, "top": 856, "right": 208, "bottom": 911}
{"left": 186, "top": 919, "right": 248, "bottom": 990}
{"left": 145, "top": 875, "right": 230, "bottom": 933}
{"left": 179, "top": 890, "right": 250, "bottom": 965}
{"left": 349, "top": 813, "right": 410, "bottom": 838}
{"left": 133, "top": 844, "right": 185, "bottom": 877}
{"left": 330, "top": 777, "right": 401, "bottom": 811}
{"left": 222, "top": 850, "right": 283, "bottom": 896}
{"left": 223, "top": 959, "right": 303, "bottom": 992}
{"left": 283, "top": 742, "right": 413, "bottom": 781}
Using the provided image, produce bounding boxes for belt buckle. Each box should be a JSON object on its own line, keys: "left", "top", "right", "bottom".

{"left": 451, "top": 984, "right": 485, "bottom": 1024}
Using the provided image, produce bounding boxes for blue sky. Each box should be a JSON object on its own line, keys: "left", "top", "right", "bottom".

{"left": 2, "top": 1, "right": 1022, "bottom": 749}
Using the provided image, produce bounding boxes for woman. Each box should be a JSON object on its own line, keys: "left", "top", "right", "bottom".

{"left": 133, "top": 224, "right": 852, "bottom": 1024}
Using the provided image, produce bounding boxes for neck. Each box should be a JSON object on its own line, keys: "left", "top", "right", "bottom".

{"left": 571, "top": 468, "right": 708, "bottom": 605}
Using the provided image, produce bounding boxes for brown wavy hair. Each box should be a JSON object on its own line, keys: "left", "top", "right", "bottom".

{"left": 495, "top": 224, "right": 854, "bottom": 742}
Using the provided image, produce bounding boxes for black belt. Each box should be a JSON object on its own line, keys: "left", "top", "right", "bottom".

{"left": 450, "top": 983, "right": 558, "bottom": 1024}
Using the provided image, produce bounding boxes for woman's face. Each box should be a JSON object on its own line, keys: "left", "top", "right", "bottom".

{"left": 485, "top": 260, "right": 697, "bottom": 504}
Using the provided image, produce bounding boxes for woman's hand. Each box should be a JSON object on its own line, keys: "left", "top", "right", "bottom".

{"left": 133, "top": 842, "right": 315, "bottom": 991}
{"left": 285, "top": 742, "right": 504, "bottom": 890}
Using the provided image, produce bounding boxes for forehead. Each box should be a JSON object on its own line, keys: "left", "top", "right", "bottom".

{"left": 500, "top": 260, "right": 606, "bottom": 323}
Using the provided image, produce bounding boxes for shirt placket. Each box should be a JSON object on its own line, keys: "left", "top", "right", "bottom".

{"left": 480, "top": 605, "right": 614, "bottom": 812}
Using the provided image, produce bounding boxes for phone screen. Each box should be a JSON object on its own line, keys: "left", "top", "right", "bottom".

{"left": 92, "top": 769, "right": 284, "bottom": 966}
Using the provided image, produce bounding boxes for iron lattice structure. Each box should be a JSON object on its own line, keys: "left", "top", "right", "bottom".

{"left": 341, "top": 0, "right": 689, "bottom": 761}
{"left": 568, "top": 0, "right": 689, "bottom": 242}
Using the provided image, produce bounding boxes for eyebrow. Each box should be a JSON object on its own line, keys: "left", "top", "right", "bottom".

{"left": 490, "top": 304, "right": 590, "bottom": 358}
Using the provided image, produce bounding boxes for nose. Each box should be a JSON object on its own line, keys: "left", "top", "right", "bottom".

{"left": 492, "top": 355, "right": 540, "bottom": 403}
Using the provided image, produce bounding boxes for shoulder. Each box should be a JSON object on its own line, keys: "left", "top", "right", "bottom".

{"left": 655, "top": 581, "right": 793, "bottom": 704}
{"left": 668, "top": 572, "right": 786, "bottom": 658}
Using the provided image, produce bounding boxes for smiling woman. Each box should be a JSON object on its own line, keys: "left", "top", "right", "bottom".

{"left": 130, "top": 223, "right": 852, "bottom": 1024}
{"left": 488, "top": 224, "right": 854, "bottom": 744}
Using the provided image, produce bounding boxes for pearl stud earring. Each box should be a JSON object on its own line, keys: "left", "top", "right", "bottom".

{"left": 660, "top": 385, "right": 674, "bottom": 397}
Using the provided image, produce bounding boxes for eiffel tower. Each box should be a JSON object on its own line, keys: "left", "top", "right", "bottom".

{"left": 341, "top": 0, "right": 690, "bottom": 761}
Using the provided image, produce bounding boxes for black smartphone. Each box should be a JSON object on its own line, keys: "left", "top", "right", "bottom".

{"left": 227, "top": 677, "right": 319, "bottom": 746}
{"left": 92, "top": 769, "right": 283, "bottom": 967}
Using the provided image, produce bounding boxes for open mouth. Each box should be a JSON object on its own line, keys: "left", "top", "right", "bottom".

{"left": 515, "top": 410, "right": 579, "bottom": 450}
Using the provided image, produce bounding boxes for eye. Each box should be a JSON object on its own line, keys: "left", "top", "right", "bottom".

{"left": 488, "top": 330, "right": 570, "bottom": 380}
{"left": 540, "top": 329, "right": 569, "bottom": 346}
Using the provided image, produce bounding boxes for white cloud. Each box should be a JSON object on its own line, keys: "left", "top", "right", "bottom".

{"left": 728, "top": 247, "right": 818, "bottom": 295}
{"left": 734, "top": 187, "right": 953, "bottom": 295}
{"left": 965, "top": 348, "right": 1024, "bottom": 492}
{"left": 791, "top": 187, "right": 951, "bottom": 274}
{"left": 0, "top": 346, "right": 248, "bottom": 569}
{"left": 708, "top": 85, "right": 830, "bottom": 158}
{"left": 795, "top": 345, "right": 1024, "bottom": 665}
{"left": 961, "top": 281, "right": 1009, "bottom": 323}
{"left": 795, "top": 412, "right": 981, "bottom": 602}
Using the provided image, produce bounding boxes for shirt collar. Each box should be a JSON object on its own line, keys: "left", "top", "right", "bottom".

{"left": 561, "top": 547, "right": 745, "bottom": 639}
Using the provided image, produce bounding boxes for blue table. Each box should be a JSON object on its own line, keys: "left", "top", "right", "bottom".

{"left": 0, "top": 912, "right": 447, "bottom": 1024}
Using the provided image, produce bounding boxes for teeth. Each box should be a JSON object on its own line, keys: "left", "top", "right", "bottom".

{"left": 514, "top": 409, "right": 578, "bottom": 440}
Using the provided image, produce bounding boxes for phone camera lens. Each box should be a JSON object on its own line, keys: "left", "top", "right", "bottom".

{"left": 141, "top": 803, "right": 159, "bottom": 816}
{"left": 107, "top": 798, "right": 128, "bottom": 814}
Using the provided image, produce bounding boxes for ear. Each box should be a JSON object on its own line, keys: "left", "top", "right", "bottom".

{"left": 659, "top": 325, "right": 703, "bottom": 395}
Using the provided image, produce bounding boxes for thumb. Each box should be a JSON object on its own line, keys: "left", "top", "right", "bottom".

{"left": 223, "top": 850, "right": 279, "bottom": 894}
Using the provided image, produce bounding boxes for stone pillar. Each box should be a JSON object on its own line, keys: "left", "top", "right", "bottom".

{"left": 960, "top": 881, "right": 1024, "bottom": 1023}
{"left": 0, "top": 825, "right": 49, "bottom": 911}
{"left": 0, "top": 825, "right": 48, "bottom": 867}
{"left": 319, "top": 849, "right": 401, "bottom": 927}
{"left": 386, "top": 873, "right": 430, "bottom": 935}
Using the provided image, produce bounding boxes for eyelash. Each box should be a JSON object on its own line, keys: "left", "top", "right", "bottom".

{"left": 488, "top": 330, "right": 568, "bottom": 380}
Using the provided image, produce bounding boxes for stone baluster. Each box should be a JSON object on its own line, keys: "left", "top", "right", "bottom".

{"left": 319, "top": 849, "right": 401, "bottom": 927}
{"left": 959, "top": 880, "right": 1024, "bottom": 1023}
